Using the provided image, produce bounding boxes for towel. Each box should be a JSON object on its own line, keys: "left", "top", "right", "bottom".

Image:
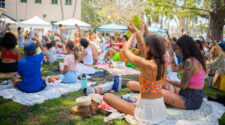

{"left": 0, "top": 80, "right": 94, "bottom": 106}
{"left": 95, "top": 65, "right": 140, "bottom": 76}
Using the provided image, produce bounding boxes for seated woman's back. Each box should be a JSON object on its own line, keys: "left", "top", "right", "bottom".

{"left": 187, "top": 57, "right": 205, "bottom": 89}
{"left": 0, "top": 32, "right": 21, "bottom": 73}
{"left": 123, "top": 34, "right": 167, "bottom": 99}
{"left": 1, "top": 47, "right": 19, "bottom": 63}
{"left": 139, "top": 59, "right": 167, "bottom": 99}
{"left": 141, "top": 60, "right": 165, "bottom": 82}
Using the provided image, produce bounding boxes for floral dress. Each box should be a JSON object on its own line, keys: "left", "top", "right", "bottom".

{"left": 207, "top": 56, "right": 225, "bottom": 75}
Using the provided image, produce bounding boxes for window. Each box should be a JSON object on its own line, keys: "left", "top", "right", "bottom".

{"left": 65, "top": 0, "right": 72, "bottom": 5}
{"left": 51, "top": 0, "right": 58, "bottom": 5}
{"left": 20, "top": 0, "right": 27, "bottom": 3}
{"left": 35, "top": 0, "right": 41, "bottom": 4}
{"left": 0, "top": 0, "right": 5, "bottom": 8}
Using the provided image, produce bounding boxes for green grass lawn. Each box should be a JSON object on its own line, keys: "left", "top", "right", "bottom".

{"left": 0, "top": 60, "right": 225, "bottom": 125}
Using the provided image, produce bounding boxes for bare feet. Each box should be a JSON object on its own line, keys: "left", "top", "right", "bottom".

{"left": 47, "top": 77, "right": 56, "bottom": 83}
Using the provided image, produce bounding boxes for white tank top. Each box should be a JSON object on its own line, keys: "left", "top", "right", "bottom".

{"left": 82, "top": 47, "right": 93, "bottom": 65}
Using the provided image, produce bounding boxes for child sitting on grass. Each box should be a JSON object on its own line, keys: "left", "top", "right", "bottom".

{"left": 12, "top": 37, "right": 46, "bottom": 93}
{"left": 44, "top": 42, "right": 56, "bottom": 64}
{"left": 47, "top": 41, "right": 79, "bottom": 84}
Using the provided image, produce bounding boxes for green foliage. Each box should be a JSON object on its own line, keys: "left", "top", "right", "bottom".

{"left": 131, "top": 15, "right": 141, "bottom": 30}
{"left": 81, "top": 0, "right": 102, "bottom": 30}
{"left": 125, "top": 15, "right": 141, "bottom": 38}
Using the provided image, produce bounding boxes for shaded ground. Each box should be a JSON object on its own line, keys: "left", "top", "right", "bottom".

{"left": 0, "top": 60, "right": 224, "bottom": 125}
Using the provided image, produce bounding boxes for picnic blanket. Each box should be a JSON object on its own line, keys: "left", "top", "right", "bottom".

{"left": 89, "top": 70, "right": 106, "bottom": 77}
{"left": 106, "top": 93, "right": 225, "bottom": 125}
{"left": 95, "top": 63, "right": 140, "bottom": 76}
{"left": 0, "top": 80, "right": 94, "bottom": 106}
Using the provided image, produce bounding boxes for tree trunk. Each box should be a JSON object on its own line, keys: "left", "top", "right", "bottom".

{"left": 147, "top": 17, "right": 151, "bottom": 26}
{"left": 208, "top": 12, "right": 224, "bottom": 42}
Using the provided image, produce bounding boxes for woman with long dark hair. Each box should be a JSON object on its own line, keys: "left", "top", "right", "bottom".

{"left": 103, "top": 24, "right": 167, "bottom": 124}
{"left": 195, "top": 40, "right": 205, "bottom": 55}
{"left": 0, "top": 32, "right": 21, "bottom": 72}
{"left": 162, "top": 35, "right": 206, "bottom": 110}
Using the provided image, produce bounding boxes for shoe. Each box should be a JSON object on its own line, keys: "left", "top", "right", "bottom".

{"left": 88, "top": 94, "right": 102, "bottom": 115}
{"left": 76, "top": 96, "right": 91, "bottom": 106}
{"left": 71, "top": 96, "right": 92, "bottom": 117}
{"left": 71, "top": 106, "right": 91, "bottom": 117}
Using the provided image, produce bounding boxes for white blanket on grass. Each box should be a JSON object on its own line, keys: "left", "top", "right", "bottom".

{"left": 105, "top": 93, "right": 225, "bottom": 125}
{"left": 0, "top": 80, "right": 94, "bottom": 106}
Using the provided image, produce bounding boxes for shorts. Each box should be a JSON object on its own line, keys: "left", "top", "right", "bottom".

{"left": 15, "top": 80, "right": 46, "bottom": 93}
{"left": 179, "top": 88, "right": 204, "bottom": 110}
{"left": 58, "top": 70, "right": 78, "bottom": 84}
{"left": 0, "top": 59, "right": 17, "bottom": 73}
{"left": 134, "top": 97, "right": 167, "bottom": 125}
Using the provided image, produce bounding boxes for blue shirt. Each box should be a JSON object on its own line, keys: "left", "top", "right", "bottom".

{"left": 17, "top": 53, "right": 44, "bottom": 93}
{"left": 177, "top": 54, "right": 183, "bottom": 65}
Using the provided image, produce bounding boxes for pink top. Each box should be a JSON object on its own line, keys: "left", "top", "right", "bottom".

{"left": 64, "top": 54, "right": 77, "bottom": 72}
{"left": 188, "top": 58, "right": 205, "bottom": 88}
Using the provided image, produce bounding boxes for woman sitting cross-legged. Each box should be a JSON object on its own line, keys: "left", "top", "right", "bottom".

{"left": 162, "top": 35, "right": 206, "bottom": 110}
{"left": 48, "top": 41, "right": 79, "bottom": 84}
{"left": 103, "top": 24, "right": 168, "bottom": 124}
{"left": 76, "top": 38, "right": 96, "bottom": 74}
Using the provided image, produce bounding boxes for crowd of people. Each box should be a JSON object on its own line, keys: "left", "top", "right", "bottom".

{"left": 0, "top": 20, "right": 225, "bottom": 124}
{"left": 103, "top": 22, "right": 225, "bottom": 124}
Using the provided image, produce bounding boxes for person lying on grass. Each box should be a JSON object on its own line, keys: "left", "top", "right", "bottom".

{"left": 12, "top": 37, "right": 46, "bottom": 93}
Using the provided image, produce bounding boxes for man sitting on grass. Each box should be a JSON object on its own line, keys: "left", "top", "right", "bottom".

{"left": 12, "top": 38, "right": 46, "bottom": 93}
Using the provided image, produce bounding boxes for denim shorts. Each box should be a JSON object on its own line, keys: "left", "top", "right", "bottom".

{"left": 58, "top": 70, "right": 78, "bottom": 84}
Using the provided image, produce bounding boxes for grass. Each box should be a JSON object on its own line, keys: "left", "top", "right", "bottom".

{"left": 0, "top": 60, "right": 225, "bottom": 125}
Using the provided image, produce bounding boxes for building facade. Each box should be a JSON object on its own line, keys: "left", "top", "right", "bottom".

{"left": 1, "top": 0, "right": 81, "bottom": 23}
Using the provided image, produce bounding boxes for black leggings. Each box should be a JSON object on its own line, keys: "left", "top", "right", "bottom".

{"left": 0, "top": 59, "right": 17, "bottom": 73}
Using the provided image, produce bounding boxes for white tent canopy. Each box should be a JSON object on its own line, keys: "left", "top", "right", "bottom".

{"left": 19, "top": 16, "right": 51, "bottom": 27}
{"left": 19, "top": 16, "right": 51, "bottom": 35}
{"left": 55, "top": 18, "right": 91, "bottom": 30}
{"left": 0, "top": 17, "right": 17, "bottom": 24}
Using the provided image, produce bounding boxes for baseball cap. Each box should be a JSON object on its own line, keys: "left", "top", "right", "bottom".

{"left": 24, "top": 40, "right": 36, "bottom": 51}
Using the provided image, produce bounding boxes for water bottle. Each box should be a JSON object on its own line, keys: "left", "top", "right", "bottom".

{"left": 81, "top": 74, "right": 87, "bottom": 91}
{"left": 118, "top": 75, "right": 122, "bottom": 91}
{"left": 113, "top": 75, "right": 119, "bottom": 92}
